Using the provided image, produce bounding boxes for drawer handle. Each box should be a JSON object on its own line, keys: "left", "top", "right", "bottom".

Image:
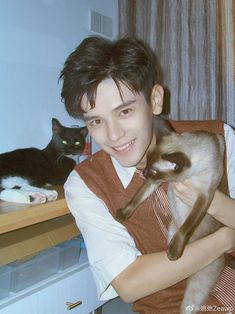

{"left": 66, "top": 300, "right": 82, "bottom": 310}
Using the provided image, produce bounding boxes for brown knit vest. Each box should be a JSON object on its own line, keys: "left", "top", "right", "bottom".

{"left": 76, "top": 120, "right": 232, "bottom": 314}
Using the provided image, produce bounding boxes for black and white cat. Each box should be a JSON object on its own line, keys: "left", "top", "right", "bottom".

{"left": 0, "top": 118, "right": 88, "bottom": 204}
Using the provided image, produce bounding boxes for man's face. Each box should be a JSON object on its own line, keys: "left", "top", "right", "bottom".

{"left": 81, "top": 79, "right": 156, "bottom": 167}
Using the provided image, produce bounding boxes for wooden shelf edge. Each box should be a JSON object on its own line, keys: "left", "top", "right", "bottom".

{"left": 0, "top": 198, "right": 70, "bottom": 234}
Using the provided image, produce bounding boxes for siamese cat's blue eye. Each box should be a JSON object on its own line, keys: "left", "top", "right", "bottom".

{"left": 62, "top": 140, "right": 68, "bottom": 145}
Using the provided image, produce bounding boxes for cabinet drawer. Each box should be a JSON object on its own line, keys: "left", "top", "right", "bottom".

{"left": 42, "top": 266, "right": 104, "bottom": 313}
{"left": 1, "top": 263, "right": 105, "bottom": 314}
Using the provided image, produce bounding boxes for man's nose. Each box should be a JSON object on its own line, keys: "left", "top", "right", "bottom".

{"left": 107, "top": 121, "right": 125, "bottom": 142}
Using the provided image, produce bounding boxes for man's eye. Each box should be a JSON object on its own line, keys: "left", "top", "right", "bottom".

{"left": 120, "top": 108, "right": 132, "bottom": 116}
{"left": 90, "top": 119, "right": 101, "bottom": 127}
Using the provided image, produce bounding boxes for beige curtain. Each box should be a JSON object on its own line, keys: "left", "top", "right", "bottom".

{"left": 119, "top": 0, "right": 235, "bottom": 127}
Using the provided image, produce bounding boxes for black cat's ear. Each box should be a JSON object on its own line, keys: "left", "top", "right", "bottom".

{"left": 52, "top": 118, "right": 63, "bottom": 134}
{"left": 162, "top": 152, "right": 191, "bottom": 172}
{"left": 80, "top": 126, "right": 88, "bottom": 137}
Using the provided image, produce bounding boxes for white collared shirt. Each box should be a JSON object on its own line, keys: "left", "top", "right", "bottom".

{"left": 64, "top": 123, "right": 235, "bottom": 301}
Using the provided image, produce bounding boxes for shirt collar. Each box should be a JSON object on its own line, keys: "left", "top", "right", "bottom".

{"left": 111, "top": 156, "right": 136, "bottom": 188}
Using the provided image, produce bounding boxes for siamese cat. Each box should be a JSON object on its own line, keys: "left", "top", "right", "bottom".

{"left": 116, "top": 117, "right": 225, "bottom": 314}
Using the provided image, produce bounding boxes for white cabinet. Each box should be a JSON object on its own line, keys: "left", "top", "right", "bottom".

{"left": 0, "top": 250, "right": 105, "bottom": 314}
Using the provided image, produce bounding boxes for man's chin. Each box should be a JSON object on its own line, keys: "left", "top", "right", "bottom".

{"left": 103, "top": 146, "right": 142, "bottom": 167}
{"left": 113, "top": 155, "right": 140, "bottom": 168}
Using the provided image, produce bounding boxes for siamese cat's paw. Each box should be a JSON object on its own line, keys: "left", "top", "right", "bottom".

{"left": 167, "top": 231, "right": 188, "bottom": 261}
{"left": 115, "top": 208, "right": 128, "bottom": 222}
{"left": 116, "top": 206, "right": 134, "bottom": 221}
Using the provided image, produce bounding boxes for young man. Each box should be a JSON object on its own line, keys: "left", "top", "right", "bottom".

{"left": 60, "top": 37, "right": 235, "bottom": 313}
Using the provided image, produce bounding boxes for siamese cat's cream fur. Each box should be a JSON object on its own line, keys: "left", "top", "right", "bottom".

{"left": 116, "top": 117, "right": 225, "bottom": 314}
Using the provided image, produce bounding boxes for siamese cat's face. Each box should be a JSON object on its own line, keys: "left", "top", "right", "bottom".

{"left": 143, "top": 143, "right": 191, "bottom": 182}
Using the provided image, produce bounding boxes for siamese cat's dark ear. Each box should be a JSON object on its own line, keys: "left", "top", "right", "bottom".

{"left": 52, "top": 118, "right": 63, "bottom": 134}
{"left": 162, "top": 152, "right": 191, "bottom": 172}
{"left": 80, "top": 126, "right": 88, "bottom": 137}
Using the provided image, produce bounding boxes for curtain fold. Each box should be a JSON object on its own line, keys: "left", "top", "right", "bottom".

{"left": 119, "top": 0, "right": 235, "bottom": 127}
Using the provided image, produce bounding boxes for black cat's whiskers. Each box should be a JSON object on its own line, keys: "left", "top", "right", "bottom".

{"left": 55, "top": 154, "right": 66, "bottom": 165}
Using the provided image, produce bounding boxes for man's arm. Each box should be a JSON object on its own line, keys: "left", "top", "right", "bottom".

{"left": 112, "top": 226, "right": 235, "bottom": 303}
{"left": 224, "top": 123, "right": 235, "bottom": 198}
{"left": 172, "top": 184, "right": 235, "bottom": 229}
{"left": 64, "top": 170, "right": 142, "bottom": 301}
{"left": 65, "top": 168, "right": 235, "bottom": 304}
{"left": 208, "top": 190, "right": 235, "bottom": 228}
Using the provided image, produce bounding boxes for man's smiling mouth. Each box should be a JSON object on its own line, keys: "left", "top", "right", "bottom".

{"left": 112, "top": 140, "right": 135, "bottom": 153}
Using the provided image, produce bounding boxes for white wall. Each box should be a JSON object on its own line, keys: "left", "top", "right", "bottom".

{"left": 0, "top": 0, "right": 119, "bottom": 153}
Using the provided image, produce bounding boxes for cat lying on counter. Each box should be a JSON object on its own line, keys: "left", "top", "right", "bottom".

{"left": 0, "top": 118, "right": 87, "bottom": 204}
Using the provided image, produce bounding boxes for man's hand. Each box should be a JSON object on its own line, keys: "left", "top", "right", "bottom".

{"left": 172, "top": 181, "right": 198, "bottom": 207}
{"left": 219, "top": 226, "right": 235, "bottom": 253}
{"left": 172, "top": 182, "right": 235, "bottom": 230}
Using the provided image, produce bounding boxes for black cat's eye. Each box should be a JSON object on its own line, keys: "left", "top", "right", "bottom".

{"left": 75, "top": 141, "right": 80, "bottom": 146}
{"left": 62, "top": 140, "right": 68, "bottom": 145}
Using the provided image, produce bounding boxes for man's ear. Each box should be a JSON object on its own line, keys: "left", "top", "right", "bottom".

{"left": 151, "top": 84, "right": 164, "bottom": 115}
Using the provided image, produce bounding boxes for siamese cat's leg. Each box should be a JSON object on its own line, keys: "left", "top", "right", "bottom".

{"left": 167, "top": 186, "right": 190, "bottom": 243}
{"left": 167, "top": 191, "right": 215, "bottom": 260}
{"left": 116, "top": 180, "right": 160, "bottom": 221}
{"left": 181, "top": 256, "right": 225, "bottom": 314}
{"left": 168, "top": 222, "right": 178, "bottom": 243}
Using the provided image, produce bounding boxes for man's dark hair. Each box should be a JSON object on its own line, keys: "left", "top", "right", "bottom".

{"left": 60, "top": 36, "right": 160, "bottom": 118}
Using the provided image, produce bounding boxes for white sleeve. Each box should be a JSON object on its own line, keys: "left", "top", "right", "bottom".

{"left": 224, "top": 124, "right": 235, "bottom": 198}
{"left": 64, "top": 170, "right": 141, "bottom": 301}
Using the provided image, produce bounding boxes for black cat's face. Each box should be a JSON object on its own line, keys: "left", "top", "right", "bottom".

{"left": 52, "top": 118, "right": 88, "bottom": 155}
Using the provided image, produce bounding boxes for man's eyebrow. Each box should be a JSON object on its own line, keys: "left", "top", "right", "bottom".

{"left": 113, "top": 100, "right": 136, "bottom": 112}
{"left": 83, "top": 114, "right": 99, "bottom": 122}
{"left": 83, "top": 100, "right": 136, "bottom": 122}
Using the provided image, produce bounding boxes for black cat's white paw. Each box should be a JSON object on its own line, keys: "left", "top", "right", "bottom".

{"left": 0, "top": 189, "right": 46, "bottom": 204}
{"left": 21, "top": 186, "right": 58, "bottom": 202}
